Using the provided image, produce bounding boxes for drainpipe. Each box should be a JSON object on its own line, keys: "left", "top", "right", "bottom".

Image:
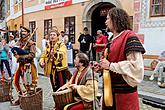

{"left": 22, "top": 0, "right": 24, "bottom": 26}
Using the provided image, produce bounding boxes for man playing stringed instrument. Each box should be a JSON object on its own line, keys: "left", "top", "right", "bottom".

{"left": 100, "top": 7, "right": 145, "bottom": 110}
{"left": 11, "top": 26, "right": 38, "bottom": 105}
{"left": 39, "top": 28, "right": 72, "bottom": 92}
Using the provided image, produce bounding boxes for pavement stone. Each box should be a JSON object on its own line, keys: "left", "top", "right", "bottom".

{"left": 0, "top": 67, "right": 164, "bottom": 110}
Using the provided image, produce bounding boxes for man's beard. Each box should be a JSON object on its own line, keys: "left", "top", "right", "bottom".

{"left": 21, "top": 34, "right": 27, "bottom": 38}
{"left": 75, "top": 65, "right": 80, "bottom": 70}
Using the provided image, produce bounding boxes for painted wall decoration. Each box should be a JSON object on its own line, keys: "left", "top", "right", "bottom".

{"left": 133, "top": 0, "right": 141, "bottom": 33}
{"left": 141, "top": 0, "right": 165, "bottom": 28}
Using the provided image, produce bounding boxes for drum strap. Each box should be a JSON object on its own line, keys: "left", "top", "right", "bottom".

{"left": 71, "top": 66, "right": 89, "bottom": 84}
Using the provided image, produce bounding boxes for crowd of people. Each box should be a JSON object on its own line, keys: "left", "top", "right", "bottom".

{"left": 0, "top": 7, "right": 163, "bottom": 110}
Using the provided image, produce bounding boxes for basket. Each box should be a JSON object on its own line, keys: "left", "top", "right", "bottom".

{"left": 19, "top": 88, "right": 43, "bottom": 110}
{"left": 0, "top": 79, "right": 10, "bottom": 102}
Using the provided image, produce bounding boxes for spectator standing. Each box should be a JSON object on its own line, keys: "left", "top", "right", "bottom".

{"left": 94, "top": 30, "right": 107, "bottom": 63}
{"left": 34, "top": 47, "right": 41, "bottom": 76}
{"left": 8, "top": 33, "right": 18, "bottom": 76}
{"left": 0, "top": 38, "right": 2, "bottom": 70}
{"left": 60, "top": 31, "right": 69, "bottom": 45}
{"left": 41, "top": 34, "right": 49, "bottom": 52}
{"left": 0, "top": 38, "right": 12, "bottom": 79}
{"left": 8, "top": 33, "right": 16, "bottom": 48}
{"left": 78, "top": 27, "right": 92, "bottom": 60}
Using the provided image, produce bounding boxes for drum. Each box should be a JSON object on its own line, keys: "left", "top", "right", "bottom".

{"left": 53, "top": 88, "right": 73, "bottom": 109}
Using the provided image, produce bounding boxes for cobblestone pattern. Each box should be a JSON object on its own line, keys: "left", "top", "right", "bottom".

{"left": 0, "top": 68, "right": 163, "bottom": 110}
{"left": 139, "top": 78, "right": 165, "bottom": 96}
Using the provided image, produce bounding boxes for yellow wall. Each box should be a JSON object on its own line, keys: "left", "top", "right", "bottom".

{"left": 7, "top": 16, "right": 22, "bottom": 31}
{"left": 7, "top": 0, "right": 134, "bottom": 49}
{"left": 22, "top": 3, "right": 87, "bottom": 49}
{"left": 24, "top": 4, "right": 85, "bottom": 48}
{"left": 13, "top": 17, "right": 22, "bottom": 30}
{"left": 7, "top": 19, "right": 14, "bottom": 30}
{"left": 24, "top": 0, "right": 44, "bottom": 8}
{"left": 119, "top": 0, "right": 134, "bottom": 16}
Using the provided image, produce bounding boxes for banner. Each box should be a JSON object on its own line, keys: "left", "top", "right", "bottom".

{"left": 45, "top": 0, "right": 72, "bottom": 10}
{"left": 45, "top": 0, "right": 89, "bottom": 10}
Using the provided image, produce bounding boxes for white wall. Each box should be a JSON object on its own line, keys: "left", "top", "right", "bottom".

{"left": 139, "top": 0, "right": 165, "bottom": 55}
{"left": 139, "top": 27, "right": 165, "bottom": 55}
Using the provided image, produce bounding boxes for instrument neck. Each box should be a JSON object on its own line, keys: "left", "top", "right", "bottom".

{"left": 78, "top": 66, "right": 85, "bottom": 72}
{"left": 50, "top": 41, "right": 57, "bottom": 47}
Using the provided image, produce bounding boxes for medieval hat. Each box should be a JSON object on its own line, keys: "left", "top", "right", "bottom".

{"left": 21, "top": 26, "right": 30, "bottom": 33}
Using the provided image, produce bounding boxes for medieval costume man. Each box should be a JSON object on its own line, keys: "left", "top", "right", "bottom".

{"left": 57, "top": 53, "right": 99, "bottom": 110}
{"left": 39, "top": 29, "right": 71, "bottom": 92}
{"left": 11, "top": 26, "right": 37, "bottom": 105}
{"left": 100, "top": 7, "right": 145, "bottom": 110}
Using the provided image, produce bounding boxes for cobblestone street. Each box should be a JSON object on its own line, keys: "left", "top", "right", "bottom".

{"left": 0, "top": 68, "right": 164, "bottom": 110}
{"left": 1, "top": 0, "right": 165, "bottom": 109}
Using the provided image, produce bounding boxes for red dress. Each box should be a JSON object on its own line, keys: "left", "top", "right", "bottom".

{"left": 103, "top": 30, "right": 145, "bottom": 110}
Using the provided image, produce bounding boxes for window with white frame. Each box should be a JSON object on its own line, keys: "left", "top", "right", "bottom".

{"left": 15, "top": 0, "right": 22, "bottom": 11}
{"left": 15, "top": 0, "right": 21, "bottom": 4}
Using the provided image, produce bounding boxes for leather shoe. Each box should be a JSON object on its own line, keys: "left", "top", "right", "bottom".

{"left": 11, "top": 99, "right": 20, "bottom": 106}
{"left": 158, "top": 83, "right": 165, "bottom": 88}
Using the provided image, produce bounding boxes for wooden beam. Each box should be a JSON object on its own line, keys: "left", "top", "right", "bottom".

{"left": 22, "top": 0, "right": 24, "bottom": 26}
{"left": 143, "top": 54, "right": 159, "bottom": 59}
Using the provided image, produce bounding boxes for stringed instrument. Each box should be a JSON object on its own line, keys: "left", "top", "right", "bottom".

{"left": 103, "top": 48, "right": 113, "bottom": 106}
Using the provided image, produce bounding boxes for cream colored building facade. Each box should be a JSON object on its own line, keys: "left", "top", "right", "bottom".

{"left": 6, "top": 0, "right": 134, "bottom": 49}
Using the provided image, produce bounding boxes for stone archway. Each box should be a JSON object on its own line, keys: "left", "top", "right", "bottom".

{"left": 82, "top": 0, "right": 122, "bottom": 34}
